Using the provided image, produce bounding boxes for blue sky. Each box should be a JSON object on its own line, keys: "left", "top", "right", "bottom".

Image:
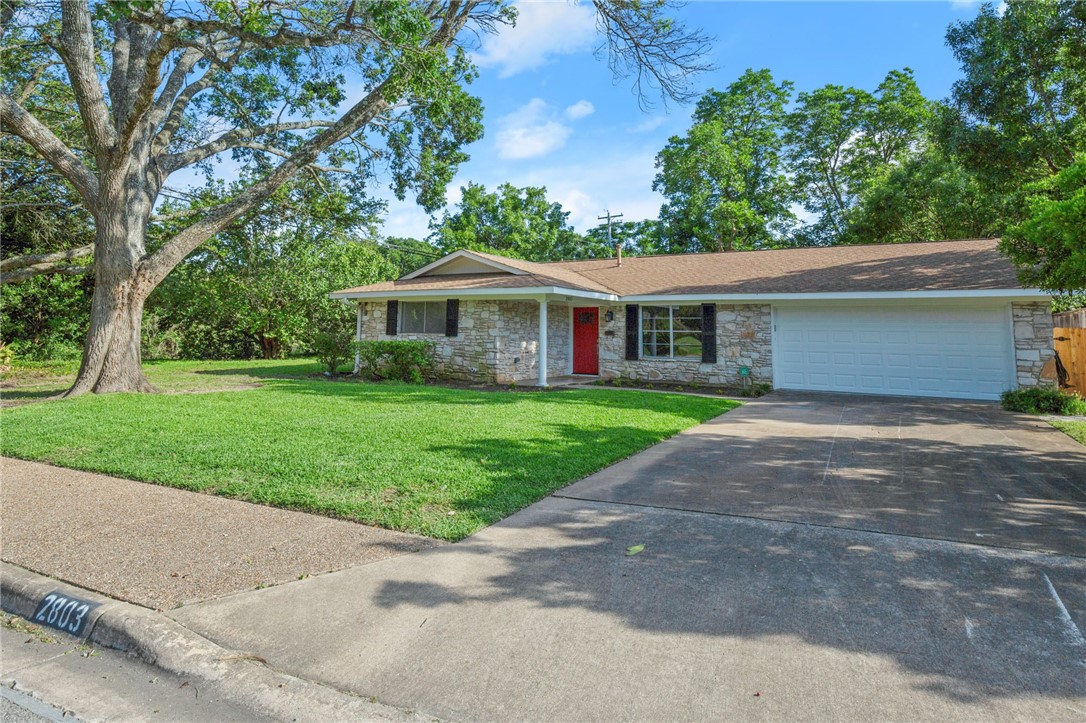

{"left": 377, "top": 0, "right": 995, "bottom": 241}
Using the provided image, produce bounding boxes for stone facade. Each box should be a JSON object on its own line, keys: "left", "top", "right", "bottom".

{"left": 597, "top": 303, "right": 773, "bottom": 386}
{"left": 1011, "top": 301, "right": 1056, "bottom": 388}
{"left": 361, "top": 298, "right": 1054, "bottom": 391}
{"left": 359, "top": 299, "right": 568, "bottom": 384}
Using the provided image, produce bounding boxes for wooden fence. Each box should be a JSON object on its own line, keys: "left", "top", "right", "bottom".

{"left": 1054, "top": 327, "right": 1086, "bottom": 393}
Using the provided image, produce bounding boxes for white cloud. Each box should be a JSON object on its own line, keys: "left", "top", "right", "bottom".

{"left": 949, "top": 0, "right": 980, "bottom": 8}
{"left": 377, "top": 147, "right": 666, "bottom": 240}
{"left": 564, "top": 100, "right": 595, "bottom": 120}
{"left": 495, "top": 98, "right": 573, "bottom": 160}
{"left": 472, "top": 1, "right": 597, "bottom": 78}
{"left": 627, "top": 116, "right": 667, "bottom": 134}
{"left": 516, "top": 149, "right": 665, "bottom": 231}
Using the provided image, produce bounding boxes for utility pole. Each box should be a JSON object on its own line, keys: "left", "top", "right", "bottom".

{"left": 598, "top": 209, "right": 624, "bottom": 265}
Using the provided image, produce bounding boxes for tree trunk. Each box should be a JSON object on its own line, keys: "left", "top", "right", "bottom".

{"left": 65, "top": 203, "right": 156, "bottom": 396}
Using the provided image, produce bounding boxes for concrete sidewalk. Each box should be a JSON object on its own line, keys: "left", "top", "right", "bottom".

{"left": 1, "top": 457, "right": 439, "bottom": 609}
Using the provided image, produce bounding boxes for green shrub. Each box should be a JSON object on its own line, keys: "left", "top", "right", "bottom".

{"left": 1001, "top": 387, "right": 1086, "bottom": 415}
{"left": 141, "top": 313, "right": 183, "bottom": 360}
{"left": 353, "top": 340, "right": 435, "bottom": 384}
{"left": 313, "top": 329, "right": 354, "bottom": 376}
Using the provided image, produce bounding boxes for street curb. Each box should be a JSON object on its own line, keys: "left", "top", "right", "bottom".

{"left": 1, "top": 562, "right": 434, "bottom": 721}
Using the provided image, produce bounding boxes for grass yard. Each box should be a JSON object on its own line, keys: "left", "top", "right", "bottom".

{"left": 2, "top": 357, "right": 325, "bottom": 406}
{"left": 1050, "top": 420, "right": 1086, "bottom": 446}
{"left": 1, "top": 376, "right": 736, "bottom": 540}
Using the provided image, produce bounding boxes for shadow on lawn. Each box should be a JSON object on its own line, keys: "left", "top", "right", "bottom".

{"left": 259, "top": 376, "right": 739, "bottom": 419}
{"left": 179, "top": 360, "right": 323, "bottom": 378}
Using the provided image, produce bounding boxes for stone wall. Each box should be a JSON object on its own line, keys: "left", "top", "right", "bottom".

{"left": 1011, "top": 301, "right": 1056, "bottom": 388}
{"left": 597, "top": 303, "right": 773, "bottom": 386}
{"left": 358, "top": 299, "right": 568, "bottom": 384}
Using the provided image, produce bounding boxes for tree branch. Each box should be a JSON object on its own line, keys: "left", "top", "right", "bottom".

{"left": 141, "top": 76, "right": 397, "bottom": 290}
{"left": 1, "top": 244, "right": 94, "bottom": 272}
{"left": 159, "top": 119, "right": 336, "bottom": 172}
{"left": 0, "top": 93, "right": 100, "bottom": 207}
{"left": 14, "top": 61, "right": 53, "bottom": 105}
{"left": 58, "top": 1, "right": 117, "bottom": 158}
{"left": 1, "top": 263, "right": 92, "bottom": 284}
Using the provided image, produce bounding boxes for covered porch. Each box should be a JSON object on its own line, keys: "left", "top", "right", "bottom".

{"left": 343, "top": 294, "right": 611, "bottom": 387}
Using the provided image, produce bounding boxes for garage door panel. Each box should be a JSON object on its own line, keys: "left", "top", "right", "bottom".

{"left": 774, "top": 304, "right": 1013, "bottom": 400}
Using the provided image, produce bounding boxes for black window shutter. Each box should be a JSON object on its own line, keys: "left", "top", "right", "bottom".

{"left": 701, "top": 303, "right": 717, "bottom": 363}
{"left": 386, "top": 300, "right": 398, "bottom": 336}
{"left": 445, "top": 299, "right": 459, "bottom": 337}
{"left": 625, "top": 305, "right": 639, "bottom": 360}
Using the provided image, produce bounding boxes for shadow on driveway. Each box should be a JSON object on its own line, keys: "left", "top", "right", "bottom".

{"left": 559, "top": 391, "right": 1086, "bottom": 557}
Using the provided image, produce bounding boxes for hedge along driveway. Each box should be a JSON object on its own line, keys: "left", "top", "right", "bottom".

{"left": 1, "top": 380, "right": 737, "bottom": 540}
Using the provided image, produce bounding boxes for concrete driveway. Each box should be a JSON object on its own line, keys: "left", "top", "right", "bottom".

{"left": 561, "top": 391, "right": 1086, "bottom": 557}
{"left": 173, "top": 392, "right": 1086, "bottom": 721}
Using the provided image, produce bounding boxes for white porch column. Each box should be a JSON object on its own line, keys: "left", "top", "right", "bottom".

{"left": 353, "top": 302, "right": 363, "bottom": 374}
{"left": 537, "top": 297, "right": 548, "bottom": 387}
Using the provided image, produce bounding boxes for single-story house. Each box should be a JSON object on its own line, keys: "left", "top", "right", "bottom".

{"left": 330, "top": 238, "right": 1054, "bottom": 401}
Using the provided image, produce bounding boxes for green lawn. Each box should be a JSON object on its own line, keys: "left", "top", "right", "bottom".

{"left": 0, "top": 376, "right": 736, "bottom": 540}
{"left": 1050, "top": 420, "right": 1086, "bottom": 446}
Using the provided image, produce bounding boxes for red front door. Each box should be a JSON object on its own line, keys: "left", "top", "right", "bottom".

{"left": 572, "top": 307, "right": 599, "bottom": 375}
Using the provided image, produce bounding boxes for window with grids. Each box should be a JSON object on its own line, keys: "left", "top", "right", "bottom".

{"left": 641, "top": 305, "right": 703, "bottom": 359}
{"left": 399, "top": 301, "right": 446, "bottom": 334}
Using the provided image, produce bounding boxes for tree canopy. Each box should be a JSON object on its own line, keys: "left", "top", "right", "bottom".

{"left": 654, "top": 69, "right": 794, "bottom": 252}
{"left": 430, "top": 182, "right": 586, "bottom": 261}
{"left": 0, "top": 0, "right": 711, "bottom": 393}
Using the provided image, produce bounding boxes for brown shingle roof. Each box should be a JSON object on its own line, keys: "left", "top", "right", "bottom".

{"left": 332, "top": 239, "right": 1030, "bottom": 297}
{"left": 548, "top": 239, "right": 1022, "bottom": 295}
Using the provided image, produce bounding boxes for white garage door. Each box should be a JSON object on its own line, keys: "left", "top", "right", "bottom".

{"left": 773, "top": 303, "right": 1014, "bottom": 400}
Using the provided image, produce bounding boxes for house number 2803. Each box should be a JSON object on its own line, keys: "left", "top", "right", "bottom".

{"left": 32, "top": 591, "right": 99, "bottom": 637}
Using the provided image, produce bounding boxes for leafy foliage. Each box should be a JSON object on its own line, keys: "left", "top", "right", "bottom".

{"left": 1001, "top": 386, "right": 1086, "bottom": 415}
{"left": 583, "top": 219, "right": 667, "bottom": 256}
{"left": 354, "top": 340, "right": 436, "bottom": 383}
{"left": 847, "top": 148, "right": 1006, "bottom": 244}
{"left": 943, "top": 0, "right": 1086, "bottom": 192}
{"left": 313, "top": 329, "right": 355, "bottom": 375}
{"left": 430, "top": 182, "right": 587, "bottom": 261}
{"left": 1001, "top": 155, "right": 1086, "bottom": 292}
{"left": 147, "top": 176, "right": 394, "bottom": 359}
{"left": 785, "top": 69, "right": 933, "bottom": 245}
{"left": 655, "top": 69, "right": 795, "bottom": 251}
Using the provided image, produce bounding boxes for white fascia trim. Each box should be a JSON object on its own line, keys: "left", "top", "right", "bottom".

{"left": 621, "top": 289, "right": 1051, "bottom": 303}
{"left": 399, "top": 249, "right": 529, "bottom": 280}
{"left": 329, "top": 286, "right": 617, "bottom": 302}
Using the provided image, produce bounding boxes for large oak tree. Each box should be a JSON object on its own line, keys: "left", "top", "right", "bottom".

{"left": 0, "top": 0, "right": 709, "bottom": 395}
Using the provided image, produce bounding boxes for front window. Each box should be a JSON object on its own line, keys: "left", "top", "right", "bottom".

{"left": 641, "top": 305, "right": 702, "bottom": 359}
{"left": 400, "top": 301, "right": 446, "bottom": 334}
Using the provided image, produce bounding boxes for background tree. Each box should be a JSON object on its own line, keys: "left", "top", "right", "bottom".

{"left": 0, "top": 0, "right": 710, "bottom": 395}
{"left": 846, "top": 147, "right": 1006, "bottom": 244}
{"left": 378, "top": 236, "right": 443, "bottom": 277}
{"left": 583, "top": 219, "right": 667, "bottom": 256}
{"left": 1001, "top": 155, "right": 1086, "bottom": 293}
{"left": 942, "top": 0, "right": 1085, "bottom": 192}
{"left": 148, "top": 174, "right": 391, "bottom": 359}
{"left": 0, "top": 18, "right": 94, "bottom": 358}
{"left": 430, "top": 182, "right": 586, "bottom": 261}
{"left": 942, "top": 0, "right": 1085, "bottom": 292}
{"left": 785, "top": 69, "right": 932, "bottom": 245}
{"left": 654, "top": 69, "right": 794, "bottom": 252}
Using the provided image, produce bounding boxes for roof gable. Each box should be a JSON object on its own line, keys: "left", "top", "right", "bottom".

{"left": 401, "top": 249, "right": 528, "bottom": 279}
